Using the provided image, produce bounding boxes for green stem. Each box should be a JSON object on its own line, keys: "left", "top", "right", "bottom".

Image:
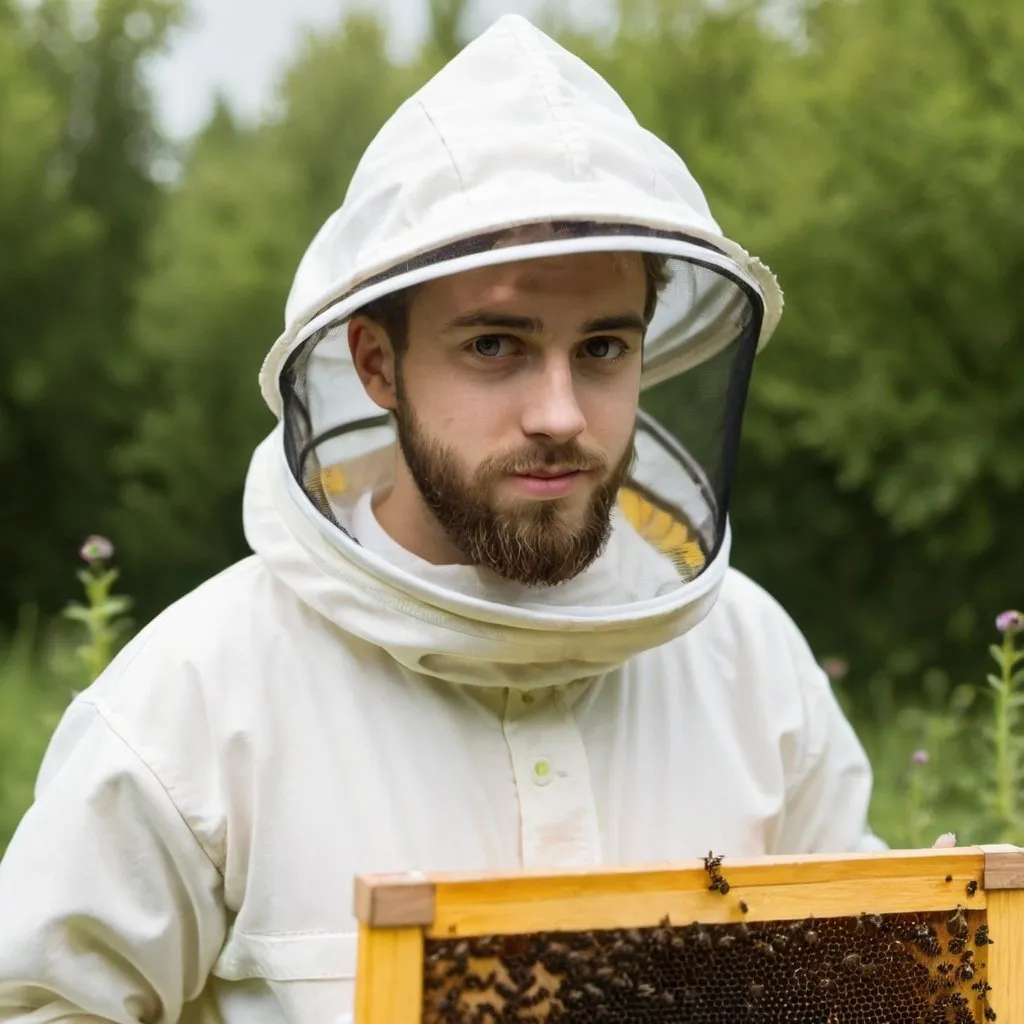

{"left": 995, "top": 631, "right": 1016, "bottom": 835}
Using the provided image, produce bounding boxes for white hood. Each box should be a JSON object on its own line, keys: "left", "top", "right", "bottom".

{"left": 259, "top": 14, "right": 781, "bottom": 416}
{"left": 243, "top": 14, "right": 785, "bottom": 687}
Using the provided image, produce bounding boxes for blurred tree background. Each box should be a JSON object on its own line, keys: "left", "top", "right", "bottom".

{"left": 1, "top": 0, "right": 1023, "bottom": 850}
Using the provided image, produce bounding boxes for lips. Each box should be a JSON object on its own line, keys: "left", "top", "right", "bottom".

{"left": 517, "top": 469, "right": 580, "bottom": 479}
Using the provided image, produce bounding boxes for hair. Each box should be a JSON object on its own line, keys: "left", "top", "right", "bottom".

{"left": 356, "top": 230, "right": 671, "bottom": 356}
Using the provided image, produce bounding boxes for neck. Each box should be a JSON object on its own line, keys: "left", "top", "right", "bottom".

{"left": 372, "top": 462, "right": 470, "bottom": 566}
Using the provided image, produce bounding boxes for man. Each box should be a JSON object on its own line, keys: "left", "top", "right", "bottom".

{"left": 0, "top": 14, "right": 885, "bottom": 1023}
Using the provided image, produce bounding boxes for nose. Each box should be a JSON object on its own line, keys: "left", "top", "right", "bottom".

{"left": 519, "top": 356, "right": 587, "bottom": 445}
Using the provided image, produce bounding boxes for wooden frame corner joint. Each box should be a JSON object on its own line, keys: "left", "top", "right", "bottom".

{"left": 354, "top": 871, "right": 437, "bottom": 927}
{"left": 980, "top": 844, "right": 1024, "bottom": 891}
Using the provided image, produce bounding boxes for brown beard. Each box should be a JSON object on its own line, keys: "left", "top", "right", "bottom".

{"left": 393, "top": 376, "right": 637, "bottom": 587}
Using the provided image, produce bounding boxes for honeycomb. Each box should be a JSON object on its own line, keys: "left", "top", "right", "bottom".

{"left": 422, "top": 906, "right": 995, "bottom": 1023}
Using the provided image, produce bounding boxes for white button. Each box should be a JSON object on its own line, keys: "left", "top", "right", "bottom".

{"left": 532, "top": 758, "right": 554, "bottom": 786}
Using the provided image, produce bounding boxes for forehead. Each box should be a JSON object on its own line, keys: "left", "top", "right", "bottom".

{"left": 412, "top": 251, "right": 647, "bottom": 317}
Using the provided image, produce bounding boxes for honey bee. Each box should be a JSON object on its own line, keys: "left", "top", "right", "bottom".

{"left": 966, "top": 880, "right": 979, "bottom": 897}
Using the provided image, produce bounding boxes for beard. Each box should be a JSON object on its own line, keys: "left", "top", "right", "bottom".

{"left": 392, "top": 380, "right": 636, "bottom": 587}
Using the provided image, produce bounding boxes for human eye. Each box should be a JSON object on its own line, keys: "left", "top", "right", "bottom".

{"left": 580, "top": 336, "right": 628, "bottom": 360}
{"left": 471, "top": 335, "right": 518, "bottom": 358}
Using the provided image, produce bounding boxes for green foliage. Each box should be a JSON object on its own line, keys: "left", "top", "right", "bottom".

{"left": 0, "top": 0, "right": 182, "bottom": 623}
{"left": 1, "top": 0, "right": 1023, "bottom": 852}
{"left": 0, "top": 611, "right": 75, "bottom": 855}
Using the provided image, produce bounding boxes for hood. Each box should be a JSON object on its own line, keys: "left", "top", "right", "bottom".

{"left": 243, "top": 14, "right": 784, "bottom": 688}
{"left": 242, "top": 427, "right": 729, "bottom": 688}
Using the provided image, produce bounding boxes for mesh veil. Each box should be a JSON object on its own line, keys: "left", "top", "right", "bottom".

{"left": 278, "top": 221, "right": 763, "bottom": 593}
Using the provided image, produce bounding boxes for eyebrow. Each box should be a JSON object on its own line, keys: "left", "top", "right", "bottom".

{"left": 443, "top": 310, "right": 646, "bottom": 334}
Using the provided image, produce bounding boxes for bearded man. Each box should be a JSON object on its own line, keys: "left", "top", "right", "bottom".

{"left": 0, "top": 15, "right": 888, "bottom": 1024}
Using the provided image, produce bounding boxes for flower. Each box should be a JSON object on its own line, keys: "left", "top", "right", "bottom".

{"left": 910, "top": 749, "right": 930, "bottom": 765}
{"left": 820, "top": 656, "right": 849, "bottom": 682}
{"left": 79, "top": 534, "right": 114, "bottom": 566}
{"left": 995, "top": 610, "right": 1024, "bottom": 635}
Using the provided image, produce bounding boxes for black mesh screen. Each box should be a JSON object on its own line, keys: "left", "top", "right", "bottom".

{"left": 277, "top": 221, "right": 764, "bottom": 580}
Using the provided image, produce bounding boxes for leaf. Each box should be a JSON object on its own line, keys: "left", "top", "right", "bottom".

{"left": 61, "top": 606, "right": 94, "bottom": 625}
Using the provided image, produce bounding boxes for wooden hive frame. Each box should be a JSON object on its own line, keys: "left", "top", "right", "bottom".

{"left": 352, "top": 845, "right": 1024, "bottom": 1023}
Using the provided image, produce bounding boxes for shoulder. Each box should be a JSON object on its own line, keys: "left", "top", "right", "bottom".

{"left": 697, "top": 567, "right": 819, "bottom": 665}
{"left": 676, "top": 566, "right": 832, "bottom": 729}
{"left": 67, "top": 556, "right": 344, "bottom": 792}
{"left": 82, "top": 555, "right": 329, "bottom": 710}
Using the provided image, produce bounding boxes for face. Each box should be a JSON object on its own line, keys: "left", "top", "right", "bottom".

{"left": 350, "top": 250, "right": 647, "bottom": 586}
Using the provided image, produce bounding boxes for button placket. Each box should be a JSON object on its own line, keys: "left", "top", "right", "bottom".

{"left": 502, "top": 689, "right": 603, "bottom": 868}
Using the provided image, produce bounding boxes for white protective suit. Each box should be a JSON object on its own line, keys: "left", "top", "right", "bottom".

{"left": 0, "top": 14, "right": 883, "bottom": 1024}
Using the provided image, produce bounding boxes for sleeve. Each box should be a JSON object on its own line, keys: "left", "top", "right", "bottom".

{"left": 0, "top": 701, "right": 227, "bottom": 1023}
{"left": 773, "top": 664, "right": 889, "bottom": 855}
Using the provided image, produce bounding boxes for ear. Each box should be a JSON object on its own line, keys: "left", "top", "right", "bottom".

{"left": 348, "top": 316, "right": 397, "bottom": 411}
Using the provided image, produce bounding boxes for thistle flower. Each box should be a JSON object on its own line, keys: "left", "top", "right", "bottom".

{"left": 79, "top": 535, "right": 114, "bottom": 566}
{"left": 910, "top": 749, "right": 930, "bottom": 765}
{"left": 820, "top": 656, "right": 849, "bottom": 682}
{"left": 995, "top": 610, "right": 1023, "bottom": 635}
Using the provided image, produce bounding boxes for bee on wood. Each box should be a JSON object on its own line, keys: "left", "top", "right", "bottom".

{"left": 966, "top": 879, "right": 978, "bottom": 896}
{"left": 704, "top": 850, "right": 732, "bottom": 894}
{"left": 738, "top": 900, "right": 749, "bottom": 913}
{"left": 975, "top": 924, "right": 994, "bottom": 946}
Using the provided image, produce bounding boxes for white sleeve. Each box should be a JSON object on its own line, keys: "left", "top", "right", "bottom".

{"left": 774, "top": 665, "right": 888, "bottom": 854}
{"left": 0, "top": 702, "right": 226, "bottom": 1022}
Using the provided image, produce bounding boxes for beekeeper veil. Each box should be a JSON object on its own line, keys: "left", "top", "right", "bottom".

{"left": 258, "top": 14, "right": 783, "bottom": 603}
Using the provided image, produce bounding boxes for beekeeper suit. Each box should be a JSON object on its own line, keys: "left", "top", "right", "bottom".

{"left": 0, "top": 14, "right": 882, "bottom": 1024}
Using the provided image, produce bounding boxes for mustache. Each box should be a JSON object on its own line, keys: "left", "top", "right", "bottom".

{"left": 485, "top": 445, "right": 608, "bottom": 477}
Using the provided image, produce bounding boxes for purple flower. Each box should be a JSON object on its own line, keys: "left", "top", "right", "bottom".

{"left": 820, "top": 656, "right": 849, "bottom": 682}
{"left": 996, "top": 610, "right": 1024, "bottom": 635}
{"left": 910, "top": 750, "right": 930, "bottom": 765}
{"left": 79, "top": 535, "right": 114, "bottom": 566}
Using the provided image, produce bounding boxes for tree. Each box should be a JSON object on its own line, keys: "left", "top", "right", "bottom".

{"left": 0, "top": 0, "right": 181, "bottom": 622}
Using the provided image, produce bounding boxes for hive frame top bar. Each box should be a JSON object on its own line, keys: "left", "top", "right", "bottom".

{"left": 354, "top": 846, "right": 1024, "bottom": 934}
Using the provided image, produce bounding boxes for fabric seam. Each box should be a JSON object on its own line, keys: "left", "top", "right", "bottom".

{"left": 505, "top": 21, "right": 580, "bottom": 181}
{"left": 415, "top": 98, "right": 468, "bottom": 198}
{"left": 79, "top": 700, "right": 225, "bottom": 878}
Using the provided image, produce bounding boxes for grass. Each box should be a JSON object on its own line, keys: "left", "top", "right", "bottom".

{"left": 0, "top": 609, "right": 84, "bottom": 850}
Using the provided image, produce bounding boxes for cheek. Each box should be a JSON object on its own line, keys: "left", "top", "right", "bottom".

{"left": 578, "top": 378, "right": 639, "bottom": 447}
